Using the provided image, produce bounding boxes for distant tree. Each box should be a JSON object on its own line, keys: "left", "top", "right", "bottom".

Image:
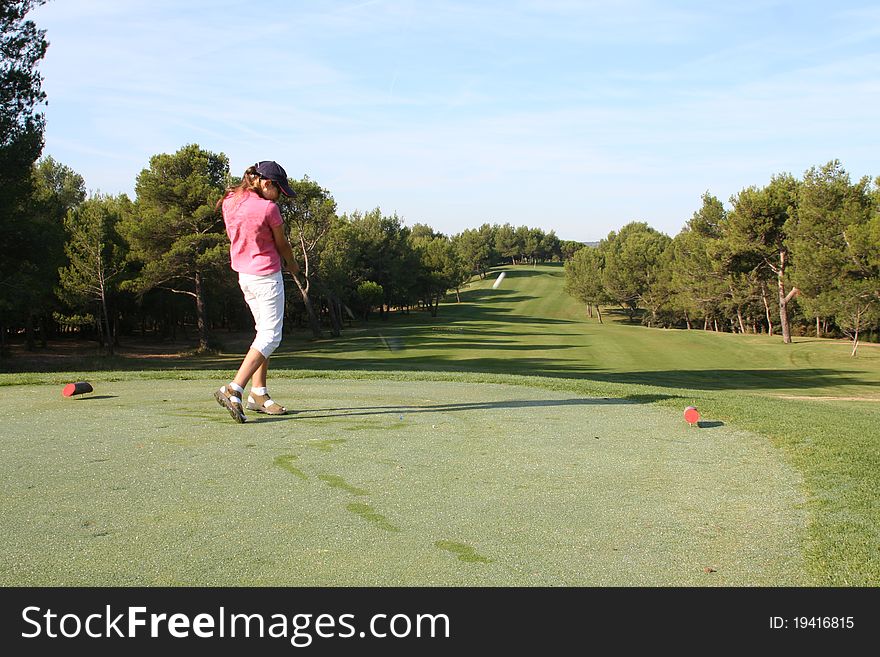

{"left": 445, "top": 244, "right": 473, "bottom": 303}
{"left": 517, "top": 225, "right": 540, "bottom": 263}
{"left": 564, "top": 245, "right": 607, "bottom": 323}
{"left": 318, "top": 217, "right": 358, "bottom": 335}
{"left": 280, "top": 176, "right": 337, "bottom": 338}
{"left": 453, "top": 223, "right": 494, "bottom": 278}
{"left": 411, "top": 232, "right": 469, "bottom": 314}
{"left": 17, "top": 157, "right": 86, "bottom": 348}
{"left": 601, "top": 222, "right": 671, "bottom": 321}
{"left": 478, "top": 223, "right": 498, "bottom": 267}
{"left": 829, "top": 281, "right": 879, "bottom": 356}
{"left": 494, "top": 223, "right": 520, "bottom": 264}
{"left": 409, "top": 223, "right": 439, "bottom": 241}
{"left": 725, "top": 174, "right": 800, "bottom": 343}
{"left": 119, "top": 144, "right": 228, "bottom": 352}
{"left": 355, "top": 281, "right": 383, "bottom": 320}
{"left": 539, "top": 230, "right": 562, "bottom": 262}
{"left": 560, "top": 239, "right": 584, "bottom": 261}
{"left": 0, "top": 0, "right": 48, "bottom": 211}
{"left": 57, "top": 194, "right": 130, "bottom": 354}
{"left": 678, "top": 192, "right": 764, "bottom": 333}
{"left": 789, "top": 161, "right": 877, "bottom": 354}
{"left": 642, "top": 243, "right": 677, "bottom": 327}
{"left": 666, "top": 195, "right": 729, "bottom": 329}
{"left": 0, "top": 0, "right": 49, "bottom": 350}
{"left": 386, "top": 224, "right": 422, "bottom": 311}
{"left": 344, "top": 209, "right": 417, "bottom": 318}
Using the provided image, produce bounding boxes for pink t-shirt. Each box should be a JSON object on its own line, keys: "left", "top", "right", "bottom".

{"left": 222, "top": 190, "right": 284, "bottom": 275}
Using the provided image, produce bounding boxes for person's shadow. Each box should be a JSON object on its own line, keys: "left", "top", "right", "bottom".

{"left": 253, "top": 395, "right": 674, "bottom": 422}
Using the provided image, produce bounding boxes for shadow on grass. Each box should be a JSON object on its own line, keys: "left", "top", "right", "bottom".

{"left": 248, "top": 394, "right": 678, "bottom": 422}
{"left": 578, "top": 368, "right": 879, "bottom": 391}
{"left": 250, "top": 352, "right": 878, "bottom": 392}
{"left": 307, "top": 337, "right": 577, "bottom": 354}
{"left": 441, "top": 301, "right": 576, "bottom": 325}
{"left": 480, "top": 266, "right": 563, "bottom": 280}
{"left": 6, "top": 339, "right": 877, "bottom": 394}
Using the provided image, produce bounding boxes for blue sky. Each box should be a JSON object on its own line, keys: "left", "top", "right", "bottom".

{"left": 31, "top": 0, "right": 880, "bottom": 241}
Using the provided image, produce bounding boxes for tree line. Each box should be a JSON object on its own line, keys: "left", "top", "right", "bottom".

{"left": 1, "top": 144, "right": 574, "bottom": 356}
{"left": 1, "top": 2, "right": 575, "bottom": 357}
{"left": 564, "top": 161, "right": 880, "bottom": 355}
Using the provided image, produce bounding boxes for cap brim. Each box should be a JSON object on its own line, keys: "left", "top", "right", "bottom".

{"left": 277, "top": 180, "right": 295, "bottom": 197}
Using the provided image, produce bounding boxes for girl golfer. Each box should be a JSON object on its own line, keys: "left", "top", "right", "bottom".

{"left": 214, "top": 161, "right": 299, "bottom": 423}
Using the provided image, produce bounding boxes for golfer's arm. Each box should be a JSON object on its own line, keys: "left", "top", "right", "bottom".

{"left": 271, "top": 223, "right": 300, "bottom": 276}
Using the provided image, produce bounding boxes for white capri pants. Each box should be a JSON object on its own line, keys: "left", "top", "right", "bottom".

{"left": 238, "top": 271, "right": 284, "bottom": 358}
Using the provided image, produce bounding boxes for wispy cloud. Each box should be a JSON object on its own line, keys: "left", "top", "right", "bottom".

{"left": 30, "top": 0, "right": 880, "bottom": 240}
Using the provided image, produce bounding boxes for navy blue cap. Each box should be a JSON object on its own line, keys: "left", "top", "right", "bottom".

{"left": 255, "top": 161, "right": 295, "bottom": 197}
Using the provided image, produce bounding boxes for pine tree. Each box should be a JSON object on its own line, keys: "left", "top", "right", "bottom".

{"left": 119, "top": 144, "right": 229, "bottom": 352}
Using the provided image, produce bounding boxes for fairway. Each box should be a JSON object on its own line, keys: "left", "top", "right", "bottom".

{"left": 0, "top": 378, "right": 807, "bottom": 586}
{"left": 276, "top": 265, "right": 880, "bottom": 398}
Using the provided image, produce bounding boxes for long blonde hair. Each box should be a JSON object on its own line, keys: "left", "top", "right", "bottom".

{"left": 215, "top": 165, "right": 268, "bottom": 210}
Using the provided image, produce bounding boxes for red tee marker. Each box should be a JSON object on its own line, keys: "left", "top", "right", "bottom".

{"left": 684, "top": 406, "right": 700, "bottom": 426}
{"left": 62, "top": 381, "right": 93, "bottom": 397}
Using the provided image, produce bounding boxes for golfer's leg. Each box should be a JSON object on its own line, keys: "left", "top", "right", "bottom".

{"left": 232, "top": 277, "right": 266, "bottom": 390}
{"left": 233, "top": 349, "right": 266, "bottom": 390}
{"left": 248, "top": 274, "right": 283, "bottom": 385}
{"left": 252, "top": 358, "right": 269, "bottom": 389}
{"left": 236, "top": 273, "right": 282, "bottom": 390}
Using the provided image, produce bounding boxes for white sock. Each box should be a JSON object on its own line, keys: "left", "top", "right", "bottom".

{"left": 228, "top": 382, "right": 244, "bottom": 394}
{"left": 251, "top": 386, "right": 268, "bottom": 396}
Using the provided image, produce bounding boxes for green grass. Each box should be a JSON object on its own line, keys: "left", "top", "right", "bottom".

{"left": 1, "top": 263, "right": 879, "bottom": 585}
{"left": 0, "top": 378, "right": 806, "bottom": 585}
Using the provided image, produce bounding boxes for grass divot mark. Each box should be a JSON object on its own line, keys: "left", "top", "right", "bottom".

{"left": 319, "top": 474, "right": 369, "bottom": 496}
{"left": 435, "top": 540, "right": 492, "bottom": 563}
{"left": 273, "top": 454, "right": 308, "bottom": 480}
{"left": 346, "top": 503, "right": 399, "bottom": 532}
